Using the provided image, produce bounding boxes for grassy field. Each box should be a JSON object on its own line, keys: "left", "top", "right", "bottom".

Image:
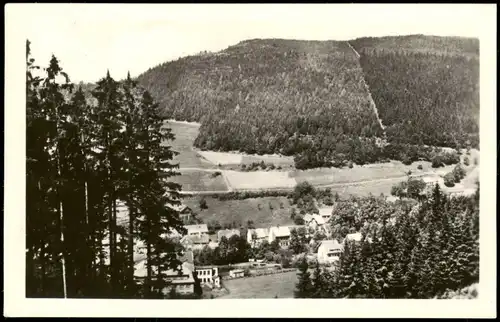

{"left": 164, "top": 121, "right": 479, "bottom": 198}
{"left": 218, "top": 271, "right": 298, "bottom": 299}
{"left": 292, "top": 161, "right": 424, "bottom": 186}
{"left": 164, "top": 120, "right": 216, "bottom": 169}
{"left": 182, "top": 196, "right": 294, "bottom": 228}
{"left": 172, "top": 169, "right": 229, "bottom": 192}
{"left": 225, "top": 170, "right": 297, "bottom": 190}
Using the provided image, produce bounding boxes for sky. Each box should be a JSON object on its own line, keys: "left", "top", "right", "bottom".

{"left": 9, "top": 3, "right": 494, "bottom": 83}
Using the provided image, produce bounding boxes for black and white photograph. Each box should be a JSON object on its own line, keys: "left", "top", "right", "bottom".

{"left": 4, "top": 3, "right": 497, "bottom": 318}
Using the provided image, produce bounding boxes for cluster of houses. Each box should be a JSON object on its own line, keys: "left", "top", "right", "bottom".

{"left": 245, "top": 207, "right": 333, "bottom": 248}
{"left": 130, "top": 203, "right": 366, "bottom": 296}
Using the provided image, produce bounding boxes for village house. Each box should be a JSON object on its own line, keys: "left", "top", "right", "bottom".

{"left": 185, "top": 224, "right": 209, "bottom": 237}
{"left": 317, "top": 239, "right": 343, "bottom": 265}
{"left": 303, "top": 214, "right": 327, "bottom": 232}
{"left": 246, "top": 228, "right": 270, "bottom": 248}
{"left": 195, "top": 265, "right": 221, "bottom": 288}
{"left": 268, "top": 225, "right": 291, "bottom": 248}
{"left": 134, "top": 250, "right": 196, "bottom": 296}
{"left": 181, "top": 234, "right": 210, "bottom": 250}
{"left": 180, "top": 224, "right": 210, "bottom": 250}
{"left": 217, "top": 229, "right": 241, "bottom": 241}
{"left": 318, "top": 207, "right": 333, "bottom": 222}
{"left": 174, "top": 204, "right": 193, "bottom": 224}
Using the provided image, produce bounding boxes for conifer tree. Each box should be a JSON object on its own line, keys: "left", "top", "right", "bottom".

{"left": 294, "top": 257, "right": 313, "bottom": 298}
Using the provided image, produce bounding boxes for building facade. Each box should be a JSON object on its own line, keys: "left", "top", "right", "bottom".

{"left": 317, "top": 239, "right": 343, "bottom": 265}
{"left": 195, "top": 266, "right": 221, "bottom": 288}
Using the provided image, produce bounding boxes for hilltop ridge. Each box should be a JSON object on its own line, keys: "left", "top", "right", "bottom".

{"left": 137, "top": 35, "right": 479, "bottom": 169}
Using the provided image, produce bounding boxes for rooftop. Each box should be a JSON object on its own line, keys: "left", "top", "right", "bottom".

{"left": 318, "top": 239, "right": 343, "bottom": 252}
{"left": 248, "top": 228, "right": 270, "bottom": 239}
{"left": 318, "top": 207, "right": 333, "bottom": 218}
{"left": 344, "top": 232, "right": 363, "bottom": 243}
{"left": 185, "top": 224, "right": 209, "bottom": 234}
{"left": 270, "top": 226, "right": 291, "bottom": 237}
{"left": 312, "top": 214, "right": 326, "bottom": 225}
{"left": 182, "top": 234, "right": 210, "bottom": 245}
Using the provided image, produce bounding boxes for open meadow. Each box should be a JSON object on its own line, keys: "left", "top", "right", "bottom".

{"left": 164, "top": 120, "right": 216, "bottom": 169}
{"left": 217, "top": 271, "right": 298, "bottom": 299}
{"left": 164, "top": 120, "right": 479, "bottom": 198}
{"left": 172, "top": 169, "right": 229, "bottom": 192}
{"left": 182, "top": 196, "right": 294, "bottom": 228}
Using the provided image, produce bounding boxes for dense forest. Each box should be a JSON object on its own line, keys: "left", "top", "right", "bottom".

{"left": 351, "top": 35, "right": 479, "bottom": 149}
{"left": 295, "top": 184, "right": 480, "bottom": 298}
{"left": 137, "top": 36, "right": 479, "bottom": 169}
{"left": 26, "top": 40, "right": 187, "bottom": 299}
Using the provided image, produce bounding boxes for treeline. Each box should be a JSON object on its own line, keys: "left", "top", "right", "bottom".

{"left": 26, "top": 40, "right": 185, "bottom": 299}
{"left": 136, "top": 36, "right": 478, "bottom": 170}
{"left": 295, "top": 184, "right": 479, "bottom": 298}
{"left": 352, "top": 37, "right": 479, "bottom": 149}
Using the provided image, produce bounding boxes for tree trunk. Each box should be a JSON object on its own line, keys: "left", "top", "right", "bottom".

{"left": 146, "top": 237, "right": 152, "bottom": 298}
{"left": 108, "top": 187, "right": 114, "bottom": 293}
{"left": 59, "top": 200, "right": 68, "bottom": 298}
{"left": 128, "top": 204, "right": 135, "bottom": 294}
{"left": 40, "top": 239, "right": 46, "bottom": 296}
{"left": 112, "top": 197, "right": 118, "bottom": 292}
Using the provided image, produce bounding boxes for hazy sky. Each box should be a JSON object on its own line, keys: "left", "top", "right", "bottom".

{"left": 10, "top": 4, "right": 493, "bottom": 83}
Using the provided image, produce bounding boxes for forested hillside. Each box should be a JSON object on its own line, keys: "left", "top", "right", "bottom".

{"left": 137, "top": 36, "right": 480, "bottom": 169}
{"left": 137, "top": 39, "right": 384, "bottom": 168}
{"left": 351, "top": 35, "right": 479, "bottom": 149}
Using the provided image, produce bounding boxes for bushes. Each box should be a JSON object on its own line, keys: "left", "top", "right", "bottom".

{"left": 211, "top": 171, "right": 222, "bottom": 178}
{"left": 417, "top": 164, "right": 423, "bottom": 170}
{"left": 443, "top": 172, "right": 456, "bottom": 187}
{"left": 391, "top": 178, "right": 426, "bottom": 199}
{"left": 199, "top": 197, "right": 208, "bottom": 209}
{"left": 451, "top": 164, "right": 466, "bottom": 183}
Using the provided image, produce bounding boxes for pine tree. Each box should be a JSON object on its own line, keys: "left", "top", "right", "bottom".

{"left": 294, "top": 257, "right": 313, "bottom": 298}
